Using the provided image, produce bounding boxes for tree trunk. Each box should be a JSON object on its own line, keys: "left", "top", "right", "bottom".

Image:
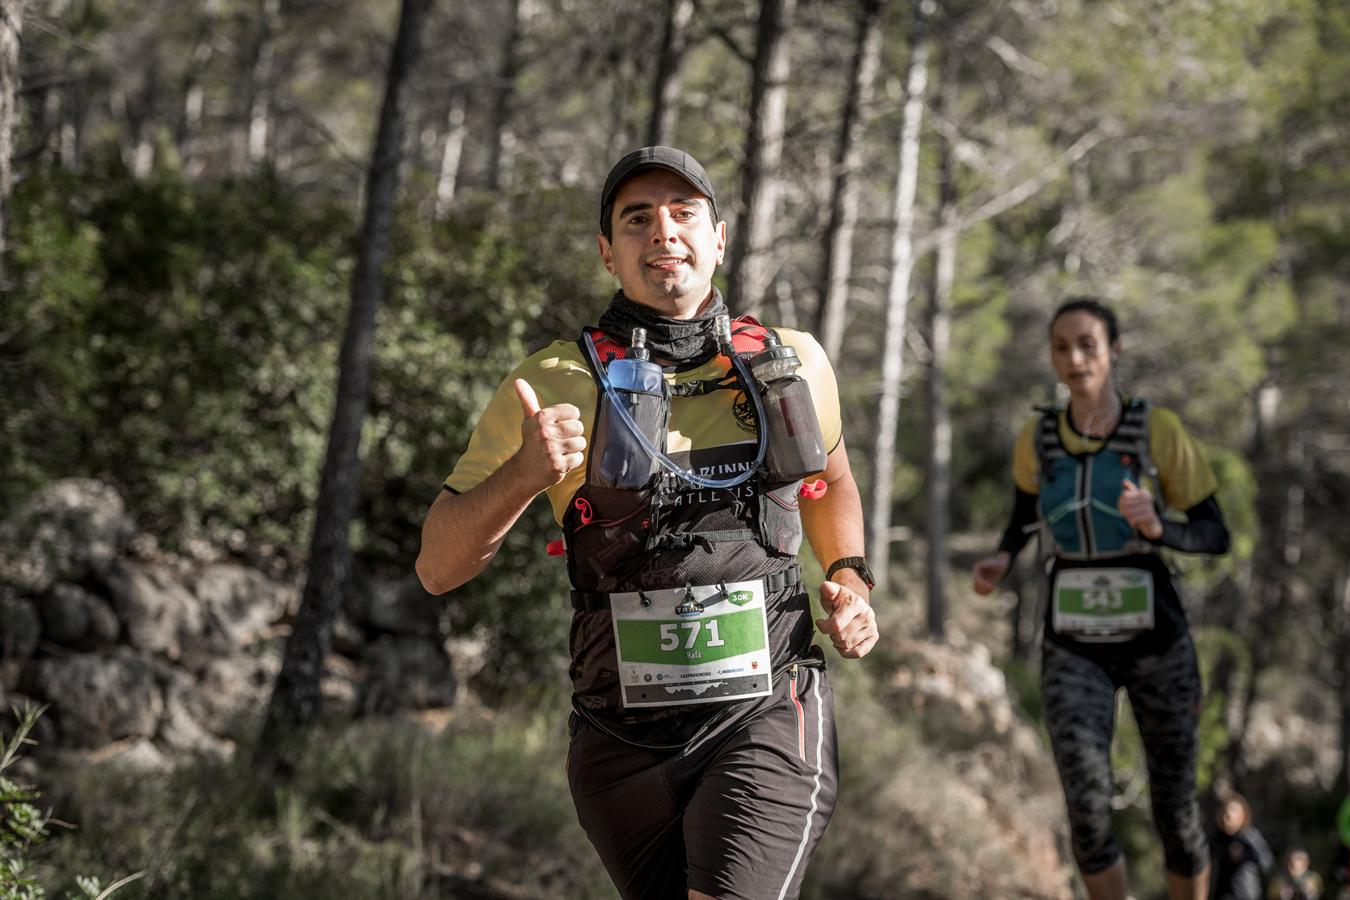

{"left": 485, "top": 0, "right": 522, "bottom": 192}
{"left": 646, "top": 0, "right": 693, "bottom": 147}
{"left": 923, "top": 45, "right": 957, "bottom": 640}
{"left": 0, "top": 0, "right": 23, "bottom": 281}
{"left": 259, "top": 0, "right": 432, "bottom": 764}
{"left": 1336, "top": 566, "right": 1350, "bottom": 795}
{"left": 176, "top": 15, "right": 217, "bottom": 174}
{"left": 130, "top": 51, "right": 160, "bottom": 177}
{"left": 816, "top": 0, "right": 883, "bottom": 362}
{"left": 1228, "top": 411, "right": 1304, "bottom": 786}
{"left": 434, "top": 91, "right": 466, "bottom": 218}
{"left": 726, "top": 0, "right": 796, "bottom": 319}
{"left": 247, "top": 0, "right": 280, "bottom": 169}
{"left": 866, "top": 1, "right": 931, "bottom": 585}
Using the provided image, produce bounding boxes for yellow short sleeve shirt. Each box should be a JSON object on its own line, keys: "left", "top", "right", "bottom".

{"left": 1011, "top": 404, "right": 1218, "bottom": 511}
{"left": 445, "top": 327, "right": 843, "bottom": 525}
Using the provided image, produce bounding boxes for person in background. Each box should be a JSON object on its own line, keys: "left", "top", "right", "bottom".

{"left": 972, "top": 298, "right": 1232, "bottom": 900}
{"left": 1210, "top": 793, "right": 1272, "bottom": 900}
{"left": 1266, "top": 848, "right": 1324, "bottom": 900}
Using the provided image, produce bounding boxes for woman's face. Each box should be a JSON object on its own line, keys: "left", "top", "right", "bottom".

{"left": 1220, "top": 800, "right": 1245, "bottom": 835}
{"left": 1050, "top": 310, "right": 1117, "bottom": 399}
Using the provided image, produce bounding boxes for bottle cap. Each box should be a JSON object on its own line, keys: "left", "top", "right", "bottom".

{"left": 715, "top": 315, "right": 732, "bottom": 351}
{"left": 749, "top": 343, "right": 799, "bottom": 372}
{"left": 630, "top": 327, "right": 651, "bottom": 361}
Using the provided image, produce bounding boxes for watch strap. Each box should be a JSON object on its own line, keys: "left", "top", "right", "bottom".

{"left": 826, "top": 556, "right": 875, "bottom": 590}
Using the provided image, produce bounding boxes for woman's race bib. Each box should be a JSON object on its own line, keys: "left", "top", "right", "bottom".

{"left": 1052, "top": 568, "right": 1155, "bottom": 642}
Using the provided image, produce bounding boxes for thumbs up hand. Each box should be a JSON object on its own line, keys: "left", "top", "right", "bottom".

{"left": 1118, "top": 478, "right": 1163, "bottom": 540}
{"left": 512, "top": 379, "right": 586, "bottom": 491}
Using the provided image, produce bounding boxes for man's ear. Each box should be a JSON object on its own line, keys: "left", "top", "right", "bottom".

{"left": 715, "top": 221, "right": 726, "bottom": 265}
{"left": 597, "top": 233, "right": 616, "bottom": 275}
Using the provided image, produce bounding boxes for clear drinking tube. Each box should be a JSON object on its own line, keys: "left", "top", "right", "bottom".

{"left": 583, "top": 328, "right": 767, "bottom": 489}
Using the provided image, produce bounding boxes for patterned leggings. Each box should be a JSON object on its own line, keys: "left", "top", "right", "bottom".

{"left": 1040, "top": 635, "right": 1209, "bottom": 877}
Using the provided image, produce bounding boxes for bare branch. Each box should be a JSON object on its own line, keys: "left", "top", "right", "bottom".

{"left": 912, "top": 126, "right": 1112, "bottom": 257}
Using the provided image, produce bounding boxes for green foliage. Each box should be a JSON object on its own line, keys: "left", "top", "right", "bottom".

{"left": 3, "top": 162, "right": 610, "bottom": 696}
{"left": 1, "top": 705, "right": 130, "bottom": 900}
{"left": 2, "top": 162, "right": 352, "bottom": 555}
{"left": 42, "top": 708, "right": 613, "bottom": 900}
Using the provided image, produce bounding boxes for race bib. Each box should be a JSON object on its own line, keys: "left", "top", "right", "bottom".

{"left": 610, "top": 579, "right": 773, "bottom": 708}
{"left": 1052, "top": 568, "right": 1155, "bottom": 641}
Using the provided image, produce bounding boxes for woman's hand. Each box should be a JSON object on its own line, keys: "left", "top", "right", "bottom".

{"left": 971, "top": 552, "right": 1011, "bottom": 595}
{"left": 1118, "top": 478, "right": 1163, "bottom": 540}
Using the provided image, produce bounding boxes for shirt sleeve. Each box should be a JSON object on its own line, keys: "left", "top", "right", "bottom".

{"left": 1149, "top": 495, "right": 1230, "bottom": 556}
{"left": 444, "top": 340, "right": 597, "bottom": 525}
{"left": 996, "top": 488, "right": 1040, "bottom": 560}
{"left": 1011, "top": 416, "right": 1041, "bottom": 494}
{"left": 779, "top": 329, "right": 843, "bottom": 453}
{"left": 1148, "top": 407, "right": 1219, "bottom": 511}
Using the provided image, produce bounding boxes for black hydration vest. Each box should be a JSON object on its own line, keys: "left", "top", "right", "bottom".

{"left": 563, "top": 317, "right": 805, "bottom": 603}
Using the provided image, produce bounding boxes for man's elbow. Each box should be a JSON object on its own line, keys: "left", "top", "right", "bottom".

{"left": 415, "top": 554, "right": 456, "bottom": 596}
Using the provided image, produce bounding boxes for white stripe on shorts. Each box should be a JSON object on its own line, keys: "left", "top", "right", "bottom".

{"left": 776, "top": 674, "right": 824, "bottom": 900}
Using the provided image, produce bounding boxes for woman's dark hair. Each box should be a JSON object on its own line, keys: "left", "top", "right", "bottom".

{"left": 1050, "top": 297, "right": 1120, "bottom": 345}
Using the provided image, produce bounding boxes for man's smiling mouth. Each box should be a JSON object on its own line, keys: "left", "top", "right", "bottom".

{"left": 646, "top": 256, "right": 688, "bottom": 270}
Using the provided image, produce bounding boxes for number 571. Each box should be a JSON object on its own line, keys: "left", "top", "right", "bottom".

{"left": 659, "top": 620, "right": 726, "bottom": 651}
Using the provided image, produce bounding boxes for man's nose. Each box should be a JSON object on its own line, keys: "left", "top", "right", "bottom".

{"left": 650, "top": 210, "right": 678, "bottom": 244}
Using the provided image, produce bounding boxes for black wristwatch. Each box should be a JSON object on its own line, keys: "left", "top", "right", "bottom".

{"left": 826, "top": 556, "right": 875, "bottom": 590}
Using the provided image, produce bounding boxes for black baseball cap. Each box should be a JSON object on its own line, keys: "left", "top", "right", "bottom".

{"left": 599, "top": 146, "right": 719, "bottom": 238}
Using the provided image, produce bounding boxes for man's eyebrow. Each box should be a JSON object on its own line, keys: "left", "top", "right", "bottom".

{"left": 617, "top": 197, "right": 705, "bottom": 221}
{"left": 617, "top": 201, "right": 653, "bottom": 220}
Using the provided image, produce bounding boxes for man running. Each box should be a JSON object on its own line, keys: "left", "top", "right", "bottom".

{"left": 417, "top": 146, "right": 878, "bottom": 899}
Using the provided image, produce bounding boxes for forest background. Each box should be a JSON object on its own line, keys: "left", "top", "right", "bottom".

{"left": 1, "top": 0, "right": 1348, "bottom": 897}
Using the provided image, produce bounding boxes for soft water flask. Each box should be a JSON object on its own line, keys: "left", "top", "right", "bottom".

{"left": 593, "top": 328, "right": 668, "bottom": 490}
{"left": 749, "top": 334, "right": 827, "bottom": 480}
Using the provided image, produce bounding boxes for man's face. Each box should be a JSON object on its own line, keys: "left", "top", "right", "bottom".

{"left": 597, "top": 168, "right": 725, "bottom": 319}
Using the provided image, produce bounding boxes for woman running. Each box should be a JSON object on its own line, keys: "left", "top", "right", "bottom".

{"left": 971, "top": 298, "right": 1231, "bottom": 900}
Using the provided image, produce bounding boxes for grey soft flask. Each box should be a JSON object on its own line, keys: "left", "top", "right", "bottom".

{"left": 749, "top": 334, "right": 827, "bottom": 481}
{"left": 592, "top": 328, "right": 668, "bottom": 490}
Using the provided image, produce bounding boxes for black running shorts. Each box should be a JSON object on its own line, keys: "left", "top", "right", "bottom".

{"left": 567, "top": 662, "right": 838, "bottom": 900}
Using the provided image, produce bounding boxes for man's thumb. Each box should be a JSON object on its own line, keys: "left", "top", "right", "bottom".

{"left": 819, "top": 579, "right": 842, "bottom": 608}
{"left": 515, "top": 378, "right": 541, "bottom": 416}
{"left": 1122, "top": 478, "right": 1139, "bottom": 493}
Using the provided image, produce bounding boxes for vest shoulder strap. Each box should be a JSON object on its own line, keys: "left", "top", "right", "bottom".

{"left": 1104, "top": 397, "right": 1152, "bottom": 462}
{"left": 1034, "top": 403, "right": 1066, "bottom": 471}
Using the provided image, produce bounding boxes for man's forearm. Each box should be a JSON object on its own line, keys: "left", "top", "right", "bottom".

{"left": 799, "top": 449, "right": 870, "bottom": 600}
{"left": 416, "top": 456, "right": 541, "bottom": 595}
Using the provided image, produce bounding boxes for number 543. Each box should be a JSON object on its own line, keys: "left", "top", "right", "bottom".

{"left": 659, "top": 620, "right": 727, "bottom": 651}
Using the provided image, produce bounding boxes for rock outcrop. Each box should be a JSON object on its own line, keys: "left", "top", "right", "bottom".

{"left": 0, "top": 480, "right": 459, "bottom": 766}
